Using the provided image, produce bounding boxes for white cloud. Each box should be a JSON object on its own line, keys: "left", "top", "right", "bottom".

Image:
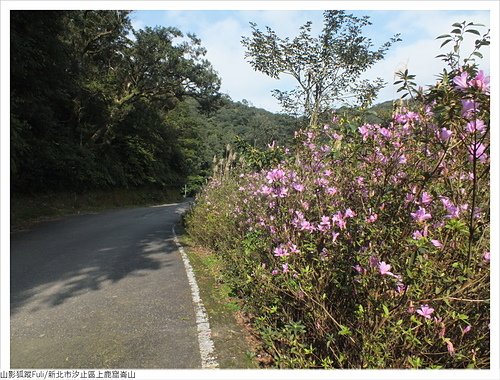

{"left": 366, "top": 12, "right": 491, "bottom": 104}
{"left": 131, "top": 9, "right": 491, "bottom": 112}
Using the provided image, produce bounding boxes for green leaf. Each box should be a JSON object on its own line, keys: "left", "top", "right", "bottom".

{"left": 436, "top": 34, "right": 451, "bottom": 39}
{"left": 465, "top": 29, "right": 481, "bottom": 36}
{"left": 440, "top": 39, "right": 452, "bottom": 48}
{"left": 382, "top": 304, "right": 390, "bottom": 317}
{"left": 338, "top": 325, "right": 352, "bottom": 336}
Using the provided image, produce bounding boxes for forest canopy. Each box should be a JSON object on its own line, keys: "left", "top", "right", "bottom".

{"left": 10, "top": 10, "right": 299, "bottom": 195}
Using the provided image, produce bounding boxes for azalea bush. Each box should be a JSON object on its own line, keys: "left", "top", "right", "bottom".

{"left": 185, "top": 23, "right": 490, "bottom": 368}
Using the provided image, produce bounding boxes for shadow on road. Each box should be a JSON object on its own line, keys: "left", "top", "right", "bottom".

{"left": 10, "top": 205, "right": 181, "bottom": 315}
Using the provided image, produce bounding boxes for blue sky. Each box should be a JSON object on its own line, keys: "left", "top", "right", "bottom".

{"left": 130, "top": 9, "right": 490, "bottom": 112}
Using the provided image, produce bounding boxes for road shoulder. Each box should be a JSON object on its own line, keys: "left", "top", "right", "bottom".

{"left": 177, "top": 229, "right": 262, "bottom": 369}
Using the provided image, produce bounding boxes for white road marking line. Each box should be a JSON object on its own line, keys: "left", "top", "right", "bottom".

{"left": 172, "top": 225, "right": 219, "bottom": 369}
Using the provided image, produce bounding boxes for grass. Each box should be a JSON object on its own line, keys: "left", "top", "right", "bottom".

{"left": 11, "top": 187, "right": 183, "bottom": 231}
{"left": 178, "top": 230, "right": 263, "bottom": 369}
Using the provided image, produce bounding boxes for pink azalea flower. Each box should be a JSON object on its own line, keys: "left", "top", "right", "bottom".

{"left": 466, "top": 119, "right": 486, "bottom": 134}
{"left": 416, "top": 304, "right": 435, "bottom": 319}
{"left": 300, "top": 220, "right": 315, "bottom": 232}
{"left": 260, "top": 185, "right": 273, "bottom": 195}
{"left": 446, "top": 340, "right": 455, "bottom": 356}
{"left": 282, "top": 263, "right": 289, "bottom": 274}
{"left": 411, "top": 207, "right": 432, "bottom": 223}
{"left": 358, "top": 125, "right": 370, "bottom": 140}
{"left": 421, "top": 192, "right": 433, "bottom": 205}
{"left": 292, "top": 183, "right": 305, "bottom": 192}
{"left": 320, "top": 215, "right": 331, "bottom": 227}
{"left": 412, "top": 230, "right": 424, "bottom": 240}
{"left": 461, "top": 99, "right": 479, "bottom": 118}
{"left": 331, "top": 232, "right": 340, "bottom": 242}
{"left": 396, "top": 282, "right": 407, "bottom": 294}
{"left": 266, "top": 168, "right": 286, "bottom": 183}
{"left": 271, "top": 269, "right": 279, "bottom": 275}
{"left": 379, "top": 127, "right": 392, "bottom": 138}
{"left": 470, "top": 70, "right": 490, "bottom": 93}
{"left": 462, "top": 325, "right": 472, "bottom": 334}
{"left": 326, "top": 186, "right": 337, "bottom": 195}
{"left": 453, "top": 71, "right": 469, "bottom": 90}
{"left": 440, "top": 197, "right": 460, "bottom": 219}
{"left": 438, "top": 127, "right": 452, "bottom": 142}
{"left": 483, "top": 251, "right": 490, "bottom": 262}
{"left": 344, "top": 208, "right": 356, "bottom": 218}
{"left": 468, "top": 142, "right": 488, "bottom": 163}
{"left": 366, "top": 213, "right": 378, "bottom": 223}
{"left": 276, "top": 187, "right": 289, "bottom": 198}
{"left": 273, "top": 245, "right": 289, "bottom": 257}
{"left": 431, "top": 239, "right": 443, "bottom": 249}
{"left": 378, "top": 261, "right": 393, "bottom": 276}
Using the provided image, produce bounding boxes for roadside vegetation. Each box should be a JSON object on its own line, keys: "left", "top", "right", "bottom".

{"left": 178, "top": 231, "right": 263, "bottom": 368}
{"left": 186, "top": 16, "right": 490, "bottom": 368}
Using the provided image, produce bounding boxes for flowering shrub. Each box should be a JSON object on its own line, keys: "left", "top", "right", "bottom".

{"left": 186, "top": 24, "right": 490, "bottom": 368}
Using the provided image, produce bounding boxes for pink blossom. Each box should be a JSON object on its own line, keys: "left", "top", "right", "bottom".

{"left": 353, "top": 264, "right": 366, "bottom": 274}
{"left": 315, "top": 177, "right": 329, "bottom": 187}
{"left": 453, "top": 71, "right": 469, "bottom": 90}
{"left": 266, "top": 168, "right": 286, "bottom": 183}
{"left": 282, "top": 263, "right": 289, "bottom": 273}
{"left": 466, "top": 119, "right": 486, "bottom": 134}
{"left": 378, "top": 261, "right": 393, "bottom": 276}
{"left": 439, "top": 323, "right": 446, "bottom": 338}
{"left": 416, "top": 304, "right": 435, "bottom": 319}
{"left": 446, "top": 340, "right": 455, "bottom": 356}
{"left": 462, "top": 325, "right": 472, "bottom": 334}
{"left": 292, "top": 183, "right": 305, "bottom": 192}
{"left": 344, "top": 208, "right": 356, "bottom": 218}
{"left": 440, "top": 197, "right": 460, "bottom": 219}
{"left": 412, "top": 230, "right": 424, "bottom": 240}
{"left": 300, "top": 220, "right": 315, "bottom": 232}
{"left": 358, "top": 125, "right": 370, "bottom": 140}
{"left": 469, "top": 70, "right": 490, "bottom": 93}
{"left": 326, "top": 186, "right": 337, "bottom": 195}
{"left": 366, "top": 213, "right": 378, "bottom": 223}
{"left": 260, "top": 185, "right": 273, "bottom": 195}
{"left": 331, "top": 232, "right": 339, "bottom": 243}
{"left": 421, "top": 192, "right": 433, "bottom": 205}
{"left": 276, "top": 187, "right": 288, "bottom": 198}
{"left": 438, "top": 127, "right": 452, "bottom": 142}
{"left": 273, "top": 245, "right": 289, "bottom": 257}
{"left": 320, "top": 215, "right": 331, "bottom": 228}
{"left": 411, "top": 207, "right": 432, "bottom": 223}
{"left": 468, "top": 142, "right": 488, "bottom": 163}
{"left": 396, "top": 282, "right": 407, "bottom": 294}
{"left": 431, "top": 239, "right": 443, "bottom": 249}
{"left": 461, "top": 99, "right": 479, "bottom": 118}
{"left": 271, "top": 269, "right": 279, "bottom": 276}
{"left": 483, "top": 251, "right": 490, "bottom": 262}
{"left": 379, "top": 127, "right": 392, "bottom": 138}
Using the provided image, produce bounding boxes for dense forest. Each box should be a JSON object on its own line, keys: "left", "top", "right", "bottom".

{"left": 10, "top": 10, "right": 300, "bottom": 196}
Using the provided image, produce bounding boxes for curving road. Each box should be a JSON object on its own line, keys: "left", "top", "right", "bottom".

{"left": 10, "top": 200, "right": 202, "bottom": 369}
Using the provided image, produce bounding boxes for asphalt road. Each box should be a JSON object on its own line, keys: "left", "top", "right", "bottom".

{"left": 10, "top": 201, "right": 202, "bottom": 369}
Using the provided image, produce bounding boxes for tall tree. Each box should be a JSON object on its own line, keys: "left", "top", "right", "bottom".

{"left": 241, "top": 10, "right": 401, "bottom": 126}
